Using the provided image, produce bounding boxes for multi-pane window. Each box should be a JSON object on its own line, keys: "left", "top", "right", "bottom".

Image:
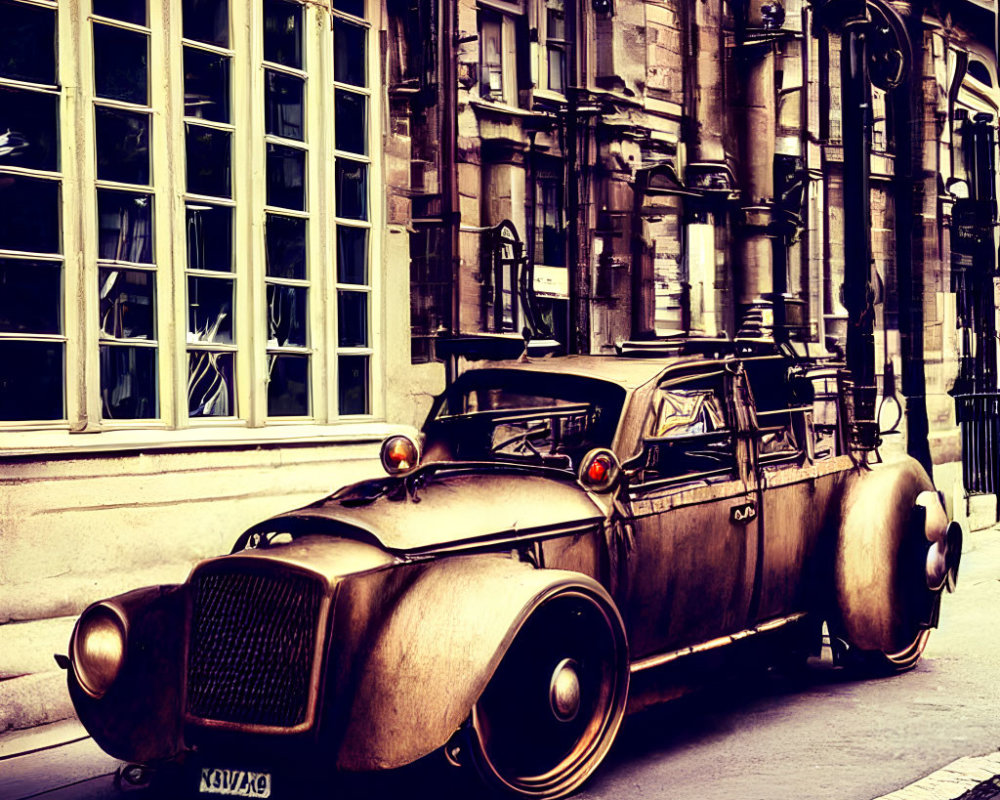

{"left": 0, "top": 0, "right": 63, "bottom": 421}
{"left": 333, "top": 0, "right": 371, "bottom": 415}
{"left": 93, "top": 1, "right": 157, "bottom": 420}
{"left": 0, "top": 0, "right": 378, "bottom": 430}
{"left": 545, "top": 0, "right": 566, "bottom": 95}
{"left": 478, "top": 3, "right": 524, "bottom": 106}
{"left": 264, "top": 0, "right": 309, "bottom": 417}
{"left": 184, "top": 0, "right": 235, "bottom": 418}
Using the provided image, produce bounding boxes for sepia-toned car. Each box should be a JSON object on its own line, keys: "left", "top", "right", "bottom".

{"left": 63, "top": 340, "right": 961, "bottom": 799}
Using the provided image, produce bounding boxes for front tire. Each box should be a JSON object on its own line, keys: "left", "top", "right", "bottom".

{"left": 466, "top": 587, "right": 629, "bottom": 799}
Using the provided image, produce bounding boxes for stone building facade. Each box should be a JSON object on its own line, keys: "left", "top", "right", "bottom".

{"left": 387, "top": 0, "right": 998, "bottom": 482}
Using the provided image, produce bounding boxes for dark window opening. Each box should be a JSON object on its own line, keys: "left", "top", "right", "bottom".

{"left": 0, "top": 258, "right": 60, "bottom": 334}
{"left": 0, "top": 86, "right": 58, "bottom": 171}
{"left": 98, "top": 190, "right": 153, "bottom": 263}
{"left": 100, "top": 344, "right": 157, "bottom": 419}
{"left": 0, "top": 340, "right": 63, "bottom": 420}
{"left": 265, "top": 70, "right": 304, "bottom": 141}
{"left": 186, "top": 124, "right": 231, "bottom": 197}
{"left": 267, "top": 284, "right": 307, "bottom": 347}
{"left": 183, "top": 0, "right": 229, "bottom": 48}
{"left": 333, "top": 20, "right": 367, "bottom": 87}
{"left": 0, "top": 1, "right": 56, "bottom": 85}
{"left": 268, "top": 354, "right": 309, "bottom": 416}
{"left": 95, "top": 107, "right": 150, "bottom": 185}
{"left": 188, "top": 275, "right": 234, "bottom": 344}
{"left": 186, "top": 204, "right": 232, "bottom": 271}
{"left": 264, "top": 0, "right": 303, "bottom": 69}
{"left": 0, "top": 174, "right": 60, "bottom": 254}
{"left": 184, "top": 47, "right": 230, "bottom": 123}
{"left": 337, "top": 354, "right": 369, "bottom": 415}
{"left": 93, "top": 23, "right": 148, "bottom": 105}
{"left": 265, "top": 214, "right": 306, "bottom": 279}
{"left": 266, "top": 144, "right": 306, "bottom": 210}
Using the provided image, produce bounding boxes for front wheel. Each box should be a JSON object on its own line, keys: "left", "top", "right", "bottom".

{"left": 466, "top": 588, "right": 629, "bottom": 799}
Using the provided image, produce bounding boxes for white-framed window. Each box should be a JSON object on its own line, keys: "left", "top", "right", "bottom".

{"left": 544, "top": 0, "right": 566, "bottom": 96}
{"left": 478, "top": 0, "right": 524, "bottom": 106}
{"left": 0, "top": 0, "right": 381, "bottom": 432}
{"left": 0, "top": 0, "right": 64, "bottom": 423}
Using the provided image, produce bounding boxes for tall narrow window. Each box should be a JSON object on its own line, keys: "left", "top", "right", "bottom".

{"left": 264, "top": 0, "right": 310, "bottom": 417}
{"left": 93, "top": 2, "right": 157, "bottom": 420}
{"left": 0, "top": 0, "right": 63, "bottom": 421}
{"left": 184, "top": 0, "right": 236, "bottom": 418}
{"left": 333, "top": 0, "right": 371, "bottom": 415}
{"left": 545, "top": 0, "right": 566, "bottom": 95}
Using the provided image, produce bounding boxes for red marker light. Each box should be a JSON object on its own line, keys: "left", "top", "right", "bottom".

{"left": 587, "top": 457, "right": 609, "bottom": 484}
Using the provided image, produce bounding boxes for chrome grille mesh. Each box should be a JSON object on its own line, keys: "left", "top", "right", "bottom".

{"left": 186, "top": 568, "right": 324, "bottom": 728}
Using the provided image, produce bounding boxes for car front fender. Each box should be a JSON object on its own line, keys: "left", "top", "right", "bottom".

{"left": 68, "top": 584, "right": 186, "bottom": 763}
{"left": 334, "top": 554, "right": 619, "bottom": 771}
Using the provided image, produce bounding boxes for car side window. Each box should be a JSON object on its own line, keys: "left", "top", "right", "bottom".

{"left": 743, "top": 358, "right": 808, "bottom": 465}
{"left": 637, "top": 374, "right": 735, "bottom": 484}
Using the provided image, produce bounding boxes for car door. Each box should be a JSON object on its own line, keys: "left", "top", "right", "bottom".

{"left": 617, "top": 364, "right": 759, "bottom": 659}
{"left": 743, "top": 357, "right": 848, "bottom": 622}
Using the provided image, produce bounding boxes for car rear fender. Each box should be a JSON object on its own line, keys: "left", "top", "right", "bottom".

{"left": 334, "top": 554, "right": 621, "bottom": 771}
{"left": 832, "top": 456, "right": 947, "bottom": 653}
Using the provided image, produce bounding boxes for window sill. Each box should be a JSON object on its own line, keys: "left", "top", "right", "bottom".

{"left": 0, "top": 420, "right": 410, "bottom": 460}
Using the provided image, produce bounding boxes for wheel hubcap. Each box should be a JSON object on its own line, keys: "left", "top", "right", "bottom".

{"left": 549, "top": 658, "right": 581, "bottom": 723}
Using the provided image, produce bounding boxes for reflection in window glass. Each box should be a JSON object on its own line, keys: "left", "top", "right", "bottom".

{"left": 93, "top": 0, "right": 146, "bottom": 25}
{"left": 184, "top": 47, "right": 230, "bottom": 123}
{"left": 188, "top": 350, "right": 234, "bottom": 416}
{"left": 265, "top": 214, "right": 306, "bottom": 279}
{"left": 332, "top": 0, "right": 365, "bottom": 18}
{"left": 0, "top": 87, "right": 58, "bottom": 171}
{"left": 334, "top": 90, "right": 367, "bottom": 154}
{"left": 335, "top": 159, "right": 367, "bottom": 220}
{"left": 100, "top": 344, "right": 157, "bottom": 419}
{"left": 267, "top": 284, "right": 307, "bottom": 347}
{"left": 0, "top": 340, "right": 63, "bottom": 420}
{"left": 93, "top": 24, "right": 148, "bottom": 105}
{"left": 98, "top": 190, "right": 152, "bottom": 263}
{"left": 186, "top": 124, "right": 231, "bottom": 197}
{"left": 266, "top": 144, "right": 305, "bottom": 210}
{"left": 0, "top": 175, "right": 60, "bottom": 254}
{"left": 99, "top": 268, "right": 155, "bottom": 340}
{"left": 265, "top": 70, "right": 304, "bottom": 140}
{"left": 0, "top": 1, "right": 56, "bottom": 85}
{"left": 188, "top": 276, "right": 233, "bottom": 343}
{"left": 0, "top": 259, "right": 60, "bottom": 334}
{"left": 333, "top": 21, "right": 366, "bottom": 87}
{"left": 337, "top": 226, "right": 367, "bottom": 284}
{"left": 264, "top": 0, "right": 302, "bottom": 69}
{"left": 338, "top": 355, "right": 368, "bottom": 415}
{"left": 96, "top": 107, "right": 150, "bottom": 185}
{"left": 337, "top": 290, "right": 367, "bottom": 347}
{"left": 186, "top": 204, "right": 232, "bottom": 271}
{"left": 182, "top": 0, "right": 229, "bottom": 48}
{"left": 267, "top": 354, "right": 308, "bottom": 416}
{"left": 655, "top": 388, "right": 726, "bottom": 437}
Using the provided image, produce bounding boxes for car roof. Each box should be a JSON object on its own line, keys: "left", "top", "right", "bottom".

{"left": 462, "top": 354, "right": 701, "bottom": 391}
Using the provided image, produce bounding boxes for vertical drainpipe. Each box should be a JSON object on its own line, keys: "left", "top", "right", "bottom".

{"left": 738, "top": 47, "right": 777, "bottom": 319}
{"left": 892, "top": 0, "right": 933, "bottom": 475}
{"left": 840, "top": 14, "right": 879, "bottom": 452}
{"left": 566, "top": 0, "right": 583, "bottom": 353}
{"left": 440, "top": 0, "right": 460, "bottom": 382}
{"left": 686, "top": 0, "right": 724, "bottom": 336}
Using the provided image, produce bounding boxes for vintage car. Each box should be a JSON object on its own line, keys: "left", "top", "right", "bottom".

{"left": 63, "top": 340, "right": 961, "bottom": 799}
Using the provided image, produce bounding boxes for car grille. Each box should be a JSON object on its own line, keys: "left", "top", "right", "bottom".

{"left": 186, "top": 567, "right": 326, "bottom": 728}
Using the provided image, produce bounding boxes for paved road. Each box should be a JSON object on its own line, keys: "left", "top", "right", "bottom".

{"left": 3, "top": 527, "right": 999, "bottom": 800}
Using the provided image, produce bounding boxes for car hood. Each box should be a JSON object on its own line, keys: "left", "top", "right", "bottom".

{"left": 255, "top": 464, "right": 608, "bottom": 555}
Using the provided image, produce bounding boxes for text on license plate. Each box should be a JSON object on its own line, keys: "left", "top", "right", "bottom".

{"left": 199, "top": 767, "right": 272, "bottom": 798}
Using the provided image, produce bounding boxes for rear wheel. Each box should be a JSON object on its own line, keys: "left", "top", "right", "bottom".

{"left": 467, "top": 588, "right": 629, "bottom": 799}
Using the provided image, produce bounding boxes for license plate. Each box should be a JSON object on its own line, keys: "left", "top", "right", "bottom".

{"left": 199, "top": 767, "right": 272, "bottom": 798}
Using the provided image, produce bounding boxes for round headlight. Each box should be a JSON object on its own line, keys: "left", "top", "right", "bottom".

{"left": 380, "top": 434, "right": 420, "bottom": 474}
{"left": 73, "top": 605, "right": 126, "bottom": 698}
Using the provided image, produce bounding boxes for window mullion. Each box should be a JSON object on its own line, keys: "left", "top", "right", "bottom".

{"left": 59, "top": 1, "right": 89, "bottom": 430}
{"left": 244, "top": 0, "right": 268, "bottom": 427}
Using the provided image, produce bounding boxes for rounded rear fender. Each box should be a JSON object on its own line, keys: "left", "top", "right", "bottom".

{"left": 832, "top": 457, "right": 940, "bottom": 653}
{"left": 335, "top": 555, "right": 619, "bottom": 771}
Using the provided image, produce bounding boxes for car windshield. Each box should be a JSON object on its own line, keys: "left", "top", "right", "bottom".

{"left": 422, "top": 368, "right": 626, "bottom": 470}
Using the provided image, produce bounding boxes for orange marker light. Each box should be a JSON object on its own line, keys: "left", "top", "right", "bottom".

{"left": 380, "top": 435, "right": 419, "bottom": 474}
